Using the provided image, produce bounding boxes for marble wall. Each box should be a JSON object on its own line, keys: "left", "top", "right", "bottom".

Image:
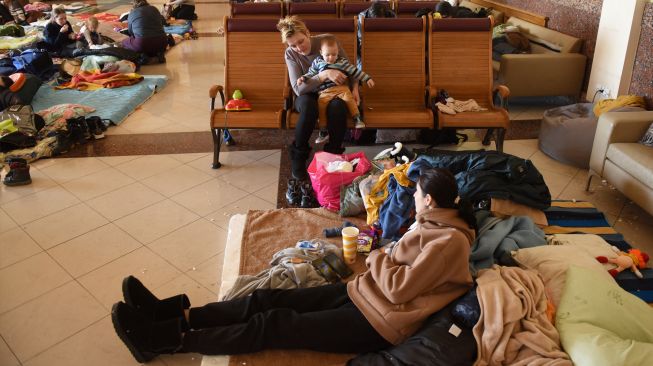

{"left": 629, "top": 3, "right": 652, "bottom": 108}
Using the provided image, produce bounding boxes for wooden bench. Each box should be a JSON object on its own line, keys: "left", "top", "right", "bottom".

{"left": 394, "top": 0, "right": 440, "bottom": 18}
{"left": 230, "top": 2, "right": 284, "bottom": 19}
{"left": 360, "top": 17, "right": 433, "bottom": 128}
{"left": 285, "top": 18, "right": 358, "bottom": 129}
{"left": 429, "top": 17, "right": 510, "bottom": 151}
{"left": 209, "top": 17, "right": 287, "bottom": 168}
{"left": 288, "top": 2, "right": 339, "bottom": 19}
{"left": 339, "top": 1, "right": 373, "bottom": 18}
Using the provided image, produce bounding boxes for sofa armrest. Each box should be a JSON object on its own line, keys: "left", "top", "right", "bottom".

{"left": 498, "top": 53, "right": 586, "bottom": 97}
{"left": 589, "top": 111, "right": 653, "bottom": 177}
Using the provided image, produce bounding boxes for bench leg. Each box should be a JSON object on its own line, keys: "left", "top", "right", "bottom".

{"left": 494, "top": 128, "right": 506, "bottom": 152}
{"left": 211, "top": 127, "right": 222, "bottom": 169}
{"left": 482, "top": 128, "right": 494, "bottom": 146}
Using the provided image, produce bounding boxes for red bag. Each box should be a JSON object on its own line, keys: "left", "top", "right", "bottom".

{"left": 308, "top": 151, "right": 371, "bottom": 211}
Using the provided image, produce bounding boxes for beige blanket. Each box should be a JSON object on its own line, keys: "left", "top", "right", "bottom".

{"left": 473, "top": 266, "right": 571, "bottom": 366}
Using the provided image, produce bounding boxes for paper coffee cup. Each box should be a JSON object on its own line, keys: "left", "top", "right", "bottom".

{"left": 341, "top": 226, "right": 359, "bottom": 264}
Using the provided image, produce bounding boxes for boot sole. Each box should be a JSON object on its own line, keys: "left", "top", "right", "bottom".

{"left": 111, "top": 302, "right": 157, "bottom": 363}
{"left": 3, "top": 179, "right": 31, "bottom": 186}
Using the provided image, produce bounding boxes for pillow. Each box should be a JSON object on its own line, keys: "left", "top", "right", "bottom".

{"left": 37, "top": 104, "right": 96, "bottom": 126}
{"left": 512, "top": 245, "right": 615, "bottom": 306}
{"left": 556, "top": 265, "right": 653, "bottom": 366}
{"left": 547, "top": 234, "right": 619, "bottom": 271}
{"left": 639, "top": 122, "right": 653, "bottom": 147}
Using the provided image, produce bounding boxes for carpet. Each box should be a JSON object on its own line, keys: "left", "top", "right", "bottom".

{"left": 31, "top": 75, "right": 167, "bottom": 125}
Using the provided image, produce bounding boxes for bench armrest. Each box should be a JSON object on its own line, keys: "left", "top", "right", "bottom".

{"left": 209, "top": 85, "right": 225, "bottom": 111}
{"left": 590, "top": 111, "right": 653, "bottom": 176}
{"left": 499, "top": 53, "right": 586, "bottom": 97}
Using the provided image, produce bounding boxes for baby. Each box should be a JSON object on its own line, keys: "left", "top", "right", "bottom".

{"left": 76, "top": 16, "right": 103, "bottom": 49}
{"left": 298, "top": 36, "right": 374, "bottom": 132}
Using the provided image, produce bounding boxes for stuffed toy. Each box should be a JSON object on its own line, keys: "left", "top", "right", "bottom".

{"left": 373, "top": 142, "right": 417, "bottom": 165}
{"left": 225, "top": 89, "right": 251, "bottom": 111}
{"left": 597, "top": 246, "right": 650, "bottom": 278}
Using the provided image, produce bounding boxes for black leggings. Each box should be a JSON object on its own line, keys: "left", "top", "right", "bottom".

{"left": 183, "top": 283, "right": 391, "bottom": 355}
{"left": 294, "top": 93, "right": 348, "bottom": 152}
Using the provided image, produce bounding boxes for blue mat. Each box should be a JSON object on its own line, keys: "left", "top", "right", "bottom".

{"left": 165, "top": 21, "right": 192, "bottom": 35}
{"left": 31, "top": 75, "right": 168, "bottom": 125}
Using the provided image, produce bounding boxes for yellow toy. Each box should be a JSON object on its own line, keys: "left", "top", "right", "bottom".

{"left": 596, "top": 247, "right": 650, "bottom": 278}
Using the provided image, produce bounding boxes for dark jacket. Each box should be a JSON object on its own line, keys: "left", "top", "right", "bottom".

{"left": 43, "top": 21, "right": 75, "bottom": 52}
{"left": 408, "top": 149, "right": 551, "bottom": 210}
{"left": 128, "top": 5, "right": 165, "bottom": 38}
{"left": 348, "top": 287, "right": 479, "bottom": 366}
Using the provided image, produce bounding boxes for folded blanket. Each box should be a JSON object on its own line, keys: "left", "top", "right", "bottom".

{"left": 56, "top": 71, "right": 143, "bottom": 91}
{"left": 474, "top": 266, "right": 571, "bottom": 366}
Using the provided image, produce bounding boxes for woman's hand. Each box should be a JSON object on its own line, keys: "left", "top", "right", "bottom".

{"left": 60, "top": 24, "right": 70, "bottom": 33}
{"left": 366, "top": 79, "right": 375, "bottom": 88}
{"left": 296, "top": 77, "right": 304, "bottom": 86}
{"left": 319, "top": 69, "right": 346, "bottom": 85}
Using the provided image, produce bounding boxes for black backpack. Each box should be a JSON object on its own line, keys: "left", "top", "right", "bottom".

{"left": 11, "top": 49, "right": 54, "bottom": 80}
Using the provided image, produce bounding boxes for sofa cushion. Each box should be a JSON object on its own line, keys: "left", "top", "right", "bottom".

{"left": 506, "top": 17, "right": 581, "bottom": 53}
{"left": 606, "top": 142, "right": 653, "bottom": 189}
{"left": 556, "top": 265, "right": 653, "bottom": 366}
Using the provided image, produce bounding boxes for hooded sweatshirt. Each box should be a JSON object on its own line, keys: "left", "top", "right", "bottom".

{"left": 347, "top": 207, "right": 475, "bottom": 345}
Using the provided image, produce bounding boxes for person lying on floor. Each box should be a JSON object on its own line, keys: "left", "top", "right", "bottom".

{"left": 112, "top": 167, "right": 477, "bottom": 362}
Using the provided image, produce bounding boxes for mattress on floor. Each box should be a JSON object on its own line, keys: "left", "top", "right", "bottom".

{"left": 31, "top": 75, "right": 168, "bottom": 125}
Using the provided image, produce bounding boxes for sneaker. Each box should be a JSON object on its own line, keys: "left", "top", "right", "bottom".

{"left": 315, "top": 130, "right": 329, "bottom": 144}
{"left": 353, "top": 116, "right": 365, "bottom": 129}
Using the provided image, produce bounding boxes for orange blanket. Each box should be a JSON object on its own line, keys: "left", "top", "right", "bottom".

{"left": 56, "top": 71, "right": 144, "bottom": 91}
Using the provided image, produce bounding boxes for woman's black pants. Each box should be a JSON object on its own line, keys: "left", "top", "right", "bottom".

{"left": 182, "top": 283, "right": 391, "bottom": 355}
{"left": 293, "top": 93, "right": 348, "bottom": 153}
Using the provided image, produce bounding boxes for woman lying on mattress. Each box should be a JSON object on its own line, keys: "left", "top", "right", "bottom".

{"left": 112, "top": 167, "right": 477, "bottom": 363}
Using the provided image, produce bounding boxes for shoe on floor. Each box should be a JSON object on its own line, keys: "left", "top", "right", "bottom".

{"left": 3, "top": 157, "right": 31, "bottom": 186}
{"left": 285, "top": 178, "right": 301, "bottom": 206}
{"left": 122, "top": 276, "right": 190, "bottom": 325}
{"left": 300, "top": 181, "right": 319, "bottom": 208}
{"left": 315, "top": 130, "right": 329, "bottom": 144}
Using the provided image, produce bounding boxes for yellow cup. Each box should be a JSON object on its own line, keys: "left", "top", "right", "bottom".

{"left": 341, "top": 226, "right": 359, "bottom": 264}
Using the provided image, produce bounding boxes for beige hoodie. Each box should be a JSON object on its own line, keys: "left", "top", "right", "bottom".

{"left": 347, "top": 207, "right": 475, "bottom": 345}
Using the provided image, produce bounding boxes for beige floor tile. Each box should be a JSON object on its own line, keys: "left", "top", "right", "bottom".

{"left": 22, "top": 316, "right": 166, "bottom": 366}
{"left": 259, "top": 151, "right": 281, "bottom": 167}
{"left": 619, "top": 200, "right": 653, "bottom": 221}
{"left": 142, "top": 164, "right": 214, "bottom": 197}
{"left": 0, "top": 168, "right": 58, "bottom": 205}
{"left": 86, "top": 182, "right": 166, "bottom": 221}
{"left": 529, "top": 150, "right": 580, "bottom": 178}
{"left": 1, "top": 186, "right": 80, "bottom": 225}
{"left": 38, "top": 157, "right": 110, "bottom": 184}
{"left": 62, "top": 167, "right": 135, "bottom": 201}
{"left": 23, "top": 203, "right": 109, "bottom": 250}
{"left": 219, "top": 161, "right": 279, "bottom": 194}
{"left": 0, "top": 209, "right": 17, "bottom": 233}
{"left": 168, "top": 153, "right": 210, "bottom": 164}
{"left": 502, "top": 140, "right": 538, "bottom": 159}
{"left": 0, "top": 228, "right": 42, "bottom": 269}
{"left": 253, "top": 180, "right": 279, "bottom": 205}
{"left": 118, "top": 109, "right": 178, "bottom": 134}
{"left": 241, "top": 149, "right": 279, "bottom": 162}
{"left": 171, "top": 178, "right": 249, "bottom": 217}
{"left": 205, "top": 195, "right": 276, "bottom": 230}
{"left": 48, "top": 224, "right": 142, "bottom": 278}
{"left": 28, "top": 158, "right": 57, "bottom": 170}
{"left": 148, "top": 220, "right": 226, "bottom": 272}
{"left": 0, "top": 252, "right": 71, "bottom": 314}
{"left": 186, "top": 151, "right": 256, "bottom": 178}
{"left": 115, "top": 155, "right": 183, "bottom": 181}
{"left": 103, "top": 124, "right": 134, "bottom": 135}
{"left": 97, "top": 155, "right": 142, "bottom": 167}
{"left": 538, "top": 168, "right": 573, "bottom": 199}
{"left": 159, "top": 352, "right": 203, "bottom": 366}
{"left": 186, "top": 253, "right": 224, "bottom": 297}
{"left": 557, "top": 170, "right": 628, "bottom": 216}
{"left": 613, "top": 215, "right": 653, "bottom": 255}
{"left": 78, "top": 247, "right": 181, "bottom": 310}
{"left": 0, "top": 281, "right": 105, "bottom": 362}
{"left": 114, "top": 200, "right": 200, "bottom": 244}
{"left": 0, "top": 331, "right": 19, "bottom": 366}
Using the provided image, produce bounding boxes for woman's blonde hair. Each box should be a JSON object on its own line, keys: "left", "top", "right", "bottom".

{"left": 276, "top": 16, "right": 309, "bottom": 43}
{"left": 50, "top": 6, "right": 66, "bottom": 22}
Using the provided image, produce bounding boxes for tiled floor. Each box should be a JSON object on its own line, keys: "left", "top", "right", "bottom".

{"left": 2, "top": 3, "right": 653, "bottom": 366}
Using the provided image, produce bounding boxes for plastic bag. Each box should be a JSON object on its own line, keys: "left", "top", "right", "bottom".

{"left": 308, "top": 151, "right": 371, "bottom": 211}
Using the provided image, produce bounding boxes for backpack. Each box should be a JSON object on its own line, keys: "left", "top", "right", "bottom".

{"left": 0, "top": 104, "right": 43, "bottom": 136}
{"left": 11, "top": 49, "right": 53, "bottom": 79}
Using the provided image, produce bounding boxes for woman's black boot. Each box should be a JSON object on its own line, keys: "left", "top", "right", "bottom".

{"left": 122, "top": 276, "right": 190, "bottom": 330}
{"left": 112, "top": 302, "right": 184, "bottom": 363}
{"left": 300, "top": 181, "right": 319, "bottom": 208}
{"left": 288, "top": 143, "right": 311, "bottom": 180}
{"left": 285, "top": 178, "right": 301, "bottom": 206}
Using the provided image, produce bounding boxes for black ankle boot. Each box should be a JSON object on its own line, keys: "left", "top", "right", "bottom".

{"left": 3, "top": 158, "right": 31, "bottom": 186}
{"left": 112, "top": 302, "right": 183, "bottom": 363}
{"left": 300, "top": 181, "right": 319, "bottom": 208}
{"left": 285, "top": 178, "right": 301, "bottom": 206}
{"left": 122, "top": 276, "right": 190, "bottom": 330}
{"left": 288, "top": 143, "right": 311, "bottom": 180}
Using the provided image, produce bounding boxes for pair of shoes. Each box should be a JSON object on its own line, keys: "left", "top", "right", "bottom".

{"left": 66, "top": 117, "right": 90, "bottom": 144}
{"left": 300, "top": 181, "right": 319, "bottom": 208}
{"left": 353, "top": 116, "right": 366, "bottom": 129}
{"left": 286, "top": 178, "right": 301, "bottom": 206}
{"left": 315, "top": 130, "right": 329, "bottom": 144}
{"left": 85, "top": 116, "right": 107, "bottom": 140}
{"left": 3, "top": 157, "right": 31, "bottom": 186}
{"left": 112, "top": 276, "right": 190, "bottom": 363}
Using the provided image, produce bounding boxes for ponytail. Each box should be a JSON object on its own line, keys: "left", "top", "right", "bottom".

{"left": 455, "top": 199, "right": 477, "bottom": 232}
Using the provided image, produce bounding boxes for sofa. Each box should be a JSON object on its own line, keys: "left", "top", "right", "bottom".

{"left": 588, "top": 111, "right": 653, "bottom": 216}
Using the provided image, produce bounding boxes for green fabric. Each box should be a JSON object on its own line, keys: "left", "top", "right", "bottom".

{"left": 0, "top": 118, "right": 17, "bottom": 135}
{"left": 556, "top": 265, "right": 653, "bottom": 366}
{"left": 0, "top": 24, "right": 25, "bottom": 37}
